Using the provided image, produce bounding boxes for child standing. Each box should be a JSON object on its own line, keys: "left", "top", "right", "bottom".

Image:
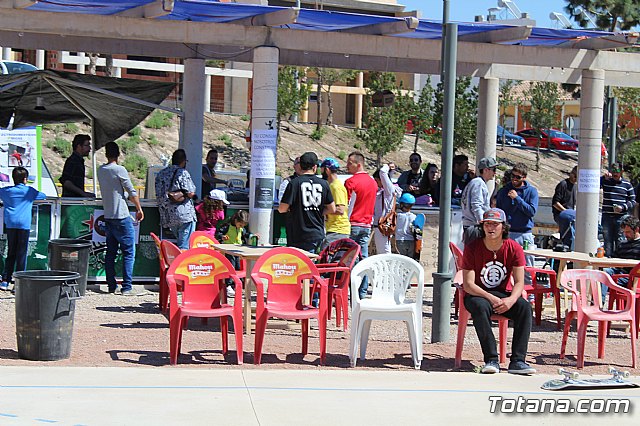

{"left": 195, "top": 189, "right": 228, "bottom": 239}
{"left": 0, "top": 167, "right": 46, "bottom": 292}
{"left": 395, "top": 193, "right": 417, "bottom": 258}
{"left": 216, "top": 210, "right": 250, "bottom": 297}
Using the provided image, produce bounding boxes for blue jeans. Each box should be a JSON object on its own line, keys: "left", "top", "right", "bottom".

{"left": 557, "top": 209, "right": 576, "bottom": 248}
{"left": 601, "top": 267, "right": 629, "bottom": 300}
{"left": 508, "top": 231, "right": 535, "bottom": 284}
{"left": 171, "top": 221, "right": 196, "bottom": 250}
{"left": 105, "top": 217, "right": 136, "bottom": 292}
{"left": 289, "top": 240, "right": 322, "bottom": 254}
{"left": 601, "top": 214, "right": 624, "bottom": 257}
{"left": 350, "top": 226, "right": 371, "bottom": 298}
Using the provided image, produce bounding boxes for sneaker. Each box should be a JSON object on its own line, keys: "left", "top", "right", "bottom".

{"left": 226, "top": 286, "right": 235, "bottom": 298}
{"left": 481, "top": 360, "right": 500, "bottom": 374}
{"left": 0, "top": 281, "right": 9, "bottom": 291}
{"left": 121, "top": 288, "right": 148, "bottom": 297}
{"left": 507, "top": 360, "right": 537, "bottom": 375}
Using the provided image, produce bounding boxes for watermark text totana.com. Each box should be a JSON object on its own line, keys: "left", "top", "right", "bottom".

{"left": 489, "top": 396, "right": 631, "bottom": 414}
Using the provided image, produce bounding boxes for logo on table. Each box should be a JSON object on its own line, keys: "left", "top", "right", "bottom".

{"left": 188, "top": 263, "right": 213, "bottom": 278}
{"left": 272, "top": 262, "right": 297, "bottom": 278}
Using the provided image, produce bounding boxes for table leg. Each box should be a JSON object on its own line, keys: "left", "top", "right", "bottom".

{"left": 557, "top": 259, "right": 569, "bottom": 312}
{"left": 244, "top": 259, "right": 255, "bottom": 336}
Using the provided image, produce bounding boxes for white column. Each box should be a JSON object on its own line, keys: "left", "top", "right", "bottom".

{"left": 250, "top": 47, "right": 279, "bottom": 244}
{"left": 113, "top": 67, "right": 122, "bottom": 78}
{"left": 36, "top": 50, "right": 45, "bottom": 69}
{"left": 204, "top": 75, "right": 212, "bottom": 113}
{"left": 76, "top": 52, "right": 85, "bottom": 74}
{"left": 476, "top": 77, "right": 499, "bottom": 194}
{"left": 182, "top": 58, "right": 206, "bottom": 197}
{"left": 2, "top": 47, "right": 12, "bottom": 60}
{"left": 355, "top": 71, "right": 364, "bottom": 129}
{"left": 575, "top": 69, "right": 605, "bottom": 255}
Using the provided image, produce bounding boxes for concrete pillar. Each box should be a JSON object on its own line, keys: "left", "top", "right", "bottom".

{"left": 36, "top": 50, "right": 45, "bottom": 69}
{"left": 113, "top": 67, "right": 122, "bottom": 78}
{"left": 355, "top": 71, "right": 364, "bottom": 129}
{"left": 476, "top": 77, "right": 499, "bottom": 194}
{"left": 575, "top": 69, "right": 605, "bottom": 255}
{"left": 205, "top": 75, "right": 211, "bottom": 113}
{"left": 250, "top": 47, "right": 279, "bottom": 244}
{"left": 2, "top": 47, "right": 12, "bottom": 60}
{"left": 182, "top": 58, "right": 206, "bottom": 198}
{"left": 76, "top": 52, "right": 85, "bottom": 74}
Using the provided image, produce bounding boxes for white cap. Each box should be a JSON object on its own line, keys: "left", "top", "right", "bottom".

{"left": 209, "top": 189, "right": 229, "bottom": 205}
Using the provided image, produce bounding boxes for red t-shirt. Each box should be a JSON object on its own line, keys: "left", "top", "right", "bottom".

{"left": 345, "top": 171, "right": 377, "bottom": 228}
{"left": 460, "top": 238, "right": 525, "bottom": 292}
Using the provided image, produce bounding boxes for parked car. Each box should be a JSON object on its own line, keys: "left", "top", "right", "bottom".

{"left": 497, "top": 125, "right": 525, "bottom": 146}
{"left": 515, "top": 128, "right": 579, "bottom": 151}
{"left": 0, "top": 60, "right": 38, "bottom": 75}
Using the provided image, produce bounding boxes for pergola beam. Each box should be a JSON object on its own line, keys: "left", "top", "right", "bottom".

{"left": 557, "top": 33, "right": 640, "bottom": 50}
{"left": 116, "top": 0, "right": 174, "bottom": 19}
{"left": 458, "top": 26, "right": 532, "bottom": 43}
{"left": 338, "top": 17, "right": 419, "bottom": 35}
{"left": 227, "top": 7, "right": 299, "bottom": 27}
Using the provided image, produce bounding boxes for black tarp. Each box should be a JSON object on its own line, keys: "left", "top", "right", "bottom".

{"left": 0, "top": 70, "right": 176, "bottom": 149}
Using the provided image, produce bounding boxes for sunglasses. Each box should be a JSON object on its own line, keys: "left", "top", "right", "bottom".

{"left": 511, "top": 174, "right": 525, "bottom": 180}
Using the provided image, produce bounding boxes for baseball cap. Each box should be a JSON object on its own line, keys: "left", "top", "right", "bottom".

{"left": 299, "top": 152, "right": 318, "bottom": 170}
{"left": 209, "top": 189, "right": 230, "bottom": 205}
{"left": 478, "top": 157, "right": 498, "bottom": 170}
{"left": 481, "top": 208, "right": 506, "bottom": 223}
{"left": 320, "top": 157, "right": 340, "bottom": 172}
{"left": 610, "top": 163, "right": 622, "bottom": 173}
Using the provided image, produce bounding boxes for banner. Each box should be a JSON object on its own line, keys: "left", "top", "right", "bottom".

{"left": 0, "top": 126, "right": 41, "bottom": 190}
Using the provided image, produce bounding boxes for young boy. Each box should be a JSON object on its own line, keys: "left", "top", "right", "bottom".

{"left": 395, "top": 193, "right": 417, "bottom": 258}
{"left": 0, "top": 167, "right": 46, "bottom": 291}
{"left": 216, "top": 210, "right": 250, "bottom": 297}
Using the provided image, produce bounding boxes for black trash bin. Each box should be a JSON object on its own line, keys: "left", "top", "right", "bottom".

{"left": 14, "top": 270, "right": 82, "bottom": 361}
{"left": 48, "top": 238, "right": 91, "bottom": 296}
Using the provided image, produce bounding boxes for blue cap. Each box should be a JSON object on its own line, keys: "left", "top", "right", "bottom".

{"left": 320, "top": 157, "right": 340, "bottom": 172}
{"left": 399, "top": 193, "right": 416, "bottom": 204}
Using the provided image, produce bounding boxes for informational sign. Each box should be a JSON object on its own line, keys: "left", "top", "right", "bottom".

{"left": 91, "top": 209, "right": 141, "bottom": 244}
{"left": 251, "top": 129, "right": 277, "bottom": 210}
{"left": 0, "top": 126, "right": 41, "bottom": 190}
{"left": 578, "top": 169, "right": 600, "bottom": 194}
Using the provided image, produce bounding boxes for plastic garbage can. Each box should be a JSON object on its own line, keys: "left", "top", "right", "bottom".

{"left": 14, "top": 270, "right": 82, "bottom": 361}
{"left": 48, "top": 238, "right": 91, "bottom": 296}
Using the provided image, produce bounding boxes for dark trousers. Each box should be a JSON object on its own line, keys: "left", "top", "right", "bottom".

{"left": 225, "top": 254, "right": 240, "bottom": 288}
{"left": 3, "top": 228, "right": 30, "bottom": 283}
{"left": 464, "top": 290, "right": 532, "bottom": 363}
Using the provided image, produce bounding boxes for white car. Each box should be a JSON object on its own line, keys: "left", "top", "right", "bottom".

{"left": 0, "top": 60, "right": 38, "bottom": 75}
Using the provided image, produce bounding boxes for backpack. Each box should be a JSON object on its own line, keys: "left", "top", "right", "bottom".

{"left": 377, "top": 196, "right": 397, "bottom": 238}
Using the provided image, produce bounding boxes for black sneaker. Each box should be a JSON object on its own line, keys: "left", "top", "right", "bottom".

{"left": 481, "top": 360, "right": 500, "bottom": 374}
{"left": 507, "top": 360, "right": 536, "bottom": 375}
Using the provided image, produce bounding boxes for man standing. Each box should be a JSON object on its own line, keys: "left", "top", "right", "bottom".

{"left": 278, "top": 156, "right": 302, "bottom": 203}
{"left": 0, "top": 167, "right": 46, "bottom": 292}
{"left": 601, "top": 216, "right": 640, "bottom": 298}
{"left": 278, "top": 152, "right": 335, "bottom": 253}
{"left": 552, "top": 166, "right": 577, "bottom": 249}
{"left": 345, "top": 151, "right": 377, "bottom": 298}
{"left": 201, "top": 149, "right": 228, "bottom": 198}
{"left": 320, "top": 157, "right": 350, "bottom": 249}
{"left": 155, "top": 149, "right": 197, "bottom": 250}
{"left": 460, "top": 157, "right": 497, "bottom": 245}
{"left": 59, "top": 134, "right": 95, "bottom": 198}
{"left": 462, "top": 208, "right": 535, "bottom": 375}
{"left": 451, "top": 154, "right": 473, "bottom": 206}
{"left": 496, "top": 162, "right": 539, "bottom": 267}
{"left": 601, "top": 162, "right": 636, "bottom": 256}
{"left": 97, "top": 142, "right": 144, "bottom": 295}
{"left": 397, "top": 153, "right": 423, "bottom": 197}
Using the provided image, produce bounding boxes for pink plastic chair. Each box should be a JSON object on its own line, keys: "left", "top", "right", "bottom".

{"left": 159, "top": 240, "right": 183, "bottom": 312}
{"left": 453, "top": 270, "right": 508, "bottom": 368}
{"left": 189, "top": 231, "right": 220, "bottom": 248}
{"left": 165, "top": 247, "right": 243, "bottom": 365}
{"left": 251, "top": 247, "right": 329, "bottom": 365}
{"left": 150, "top": 232, "right": 166, "bottom": 311}
{"left": 608, "top": 263, "right": 640, "bottom": 338}
{"left": 524, "top": 266, "right": 562, "bottom": 330}
{"left": 449, "top": 242, "right": 464, "bottom": 318}
{"left": 560, "top": 269, "right": 637, "bottom": 369}
{"left": 315, "top": 239, "right": 361, "bottom": 330}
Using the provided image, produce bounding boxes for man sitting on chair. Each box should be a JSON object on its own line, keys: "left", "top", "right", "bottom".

{"left": 461, "top": 208, "right": 536, "bottom": 375}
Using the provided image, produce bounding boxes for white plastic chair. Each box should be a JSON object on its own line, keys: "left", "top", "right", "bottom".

{"left": 348, "top": 254, "right": 425, "bottom": 369}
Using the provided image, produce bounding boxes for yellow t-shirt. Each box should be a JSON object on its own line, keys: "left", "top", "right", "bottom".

{"left": 326, "top": 178, "right": 351, "bottom": 235}
{"left": 224, "top": 225, "right": 244, "bottom": 245}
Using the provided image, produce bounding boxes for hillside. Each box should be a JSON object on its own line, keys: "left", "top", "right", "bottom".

{"left": 40, "top": 112, "right": 587, "bottom": 198}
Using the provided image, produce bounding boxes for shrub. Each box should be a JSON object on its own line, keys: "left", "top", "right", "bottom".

{"left": 120, "top": 136, "right": 139, "bottom": 155}
{"left": 337, "top": 150, "right": 346, "bottom": 160}
{"left": 147, "top": 134, "right": 162, "bottom": 147}
{"left": 144, "top": 110, "right": 173, "bottom": 129}
{"left": 47, "top": 137, "right": 72, "bottom": 157}
{"left": 64, "top": 123, "right": 79, "bottom": 134}
{"left": 353, "top": 142, "right": 362, "bottom": 150}
{"left": 310, "top": 127, "right": 327, "bottom": 141}
{"left": 122, "top": 154, "right": 148, "bottom": 180}
{"left": 128, "top": 126, "right": 142, "bottom": 137}
{"left": 240, "top": 114, "right": 250, "bottom": 121}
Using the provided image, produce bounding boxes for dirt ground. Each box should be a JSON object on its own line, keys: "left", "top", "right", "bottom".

{"left": 1, "top": 284, "right": 638, "bottom": 376}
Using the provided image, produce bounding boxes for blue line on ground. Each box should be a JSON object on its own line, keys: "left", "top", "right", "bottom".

{"left": 0, "top": 413, "right": 18, "bottom": 418}
{"left": 33, "top": 419, "right": 58, "bottom": 423}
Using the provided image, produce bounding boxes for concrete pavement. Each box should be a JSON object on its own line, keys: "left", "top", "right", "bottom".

{"left": 1, "top": 366, "right": 639, "bottom": 425}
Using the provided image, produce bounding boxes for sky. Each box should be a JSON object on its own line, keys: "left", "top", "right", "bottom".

{"left": 399, "top": 0, "right": 578, "bottom": 29}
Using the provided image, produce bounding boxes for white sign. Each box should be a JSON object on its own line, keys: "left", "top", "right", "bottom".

{"left": 91, "top": 209, "right": 140, "bottom": 243}
{"left": 251, "top": 129, "right": 277, "bottom": 210}
{"left": 578, "top": 169, "right": 600, "bottom": 194}
{"left": 0, "top": 126, "right": 40, "bottom": 190}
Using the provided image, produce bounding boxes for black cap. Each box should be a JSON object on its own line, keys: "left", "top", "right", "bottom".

{"left": 299, "top": 152, "right": 318, "bottom": 170}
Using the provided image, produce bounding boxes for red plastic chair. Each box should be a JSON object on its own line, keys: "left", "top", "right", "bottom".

{"left": 159, "top": 240, "right": 183, "bottom": 312}
{"left": 150, "top": 232, "right": 166, "bottom": 310}
{"left": 251, "top": 247, "right": 329, "bottom": 364}
{"left": 524, "top": 266, "right": 562, "bottom": 330}
{"left": 607, "top": 263, "right": 640, "bottom": 338}
{"left": 165, "top": 247, "right": 244, "bottom": 365}
{"left": 449, "top": 242, "right": 464, "bottom": 318}
{"left": 453, "top": 270, "right": 509, "bottom": 368}
{"left": 316, "top": 239, "right": 361, "bottom": 330}
{"left": 560, "top": 269, "right": 636, "bottom": 369}
{"left": 189, "top": 231, "right": 220, "bottom": 248}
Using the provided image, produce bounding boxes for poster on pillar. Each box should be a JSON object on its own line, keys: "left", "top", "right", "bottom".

{"left": 251, "top": 128, "right": 277, "bottom": 210}
{"left": 578, "top": 169, "right": 600, "bottom": 193}
{"left": 0, "top": 126, "right": 41, "bottom": 190}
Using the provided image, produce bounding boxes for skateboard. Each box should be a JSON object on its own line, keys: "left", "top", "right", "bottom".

{"left": 412, "top": 214, "right": 425, "bottom": 261}
{"left": 541, "top": 367, "right": 639, "bottom": 391}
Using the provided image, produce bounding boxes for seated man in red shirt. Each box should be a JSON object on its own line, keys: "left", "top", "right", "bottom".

{"left": 461, "top": 208, "right": 535, "bottom": 375}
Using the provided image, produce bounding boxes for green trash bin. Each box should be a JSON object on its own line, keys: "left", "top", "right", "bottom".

{"left": 14, "top": 270, "right": 82, "bottom": 361}
{"left": 48, "top": 238, "right": 92, "bottom": 296}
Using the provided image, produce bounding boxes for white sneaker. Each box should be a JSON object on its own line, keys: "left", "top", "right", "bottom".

{"left": 226, "top": 286, "right": 235, "bottom": 298}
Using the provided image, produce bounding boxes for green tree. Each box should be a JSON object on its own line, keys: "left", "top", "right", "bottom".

{"left": 613, "top": 86, "right": 640, "bottom": 179}
{"left": 433, "top": 76, "right": 478, "bottom": 152}
{"left": 409, "top": 78, "right": 435, "bottom": 152}
{"left": 564, "top": 0, "right": 640, "bottom": 31}
{"left": 498, "top": 79, "right": 517, "bottom": 149}
{"left": 523, "top": 82, "right": 563, "bottom": 171}
{"left": 277, "top": 66, "right": 312, "bottom": 140}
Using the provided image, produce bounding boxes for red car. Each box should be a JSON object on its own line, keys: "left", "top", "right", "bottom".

{"left": 515, "top": 128, "right": 579, "bottom": 151}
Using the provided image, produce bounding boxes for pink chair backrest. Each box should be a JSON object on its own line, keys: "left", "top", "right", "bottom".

{"left": 560, "top": 269, "right": 615, "bottom": 310}
{"left": 161, "top": 240, "right": 182, "bottom": 267}
{"left": 150, "top": 232, "right": 166, "bottom": 268}
{"left": 627, "top": 263, "right": 640, "bottom": 292}
{"left": 189, "top": 231, "right": 220, "bottom": 249}
{"left": 449, "top": 242, "right": 463, "bottom": 272}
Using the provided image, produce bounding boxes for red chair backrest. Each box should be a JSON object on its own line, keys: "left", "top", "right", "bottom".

{"left": 627, "top": 263, "right": 640, "bottom": 293}
{"left": 165, "top": 247, "right": 239, "bottom": 309}
{"left": 161, "top": 240, "right": 182, "bottom": 267}
{"left": 449, "top": 242, "right": 463, "bottom": 272}
{"left": 317, "top": 238, "right": 361, "bottom": 268}
{"left": 150, "top": 232, "right": 166, "bottom": 268}
{"left": 189, "top": 231, "right": 220, "bottom": 249}
{"left": 252, "top": 247, "right": 322, "bottom": 308}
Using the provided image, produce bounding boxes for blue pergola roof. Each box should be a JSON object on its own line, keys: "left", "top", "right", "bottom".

{"left": 23, "top": 0, "right": 633, "bottom": 48}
